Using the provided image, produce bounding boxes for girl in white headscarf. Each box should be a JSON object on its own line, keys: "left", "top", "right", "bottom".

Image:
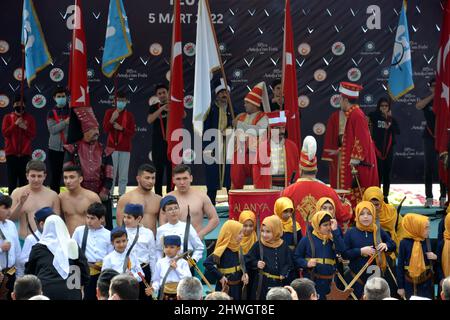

{"left": 25, "top": 215, "right": 89, "bottom": 300}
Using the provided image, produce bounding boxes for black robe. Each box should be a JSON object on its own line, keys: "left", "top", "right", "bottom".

{"left": 25, "top": 243, "right": 90, "bottom": 300}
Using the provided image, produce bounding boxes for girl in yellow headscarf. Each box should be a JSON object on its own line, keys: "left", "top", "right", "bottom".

{"left": 437, "top": 213, "right": 450, "bottom": 284}
{"left": 293, "top": 211, "right": 345, "bottom": 299}
{"left": 363, "top": 186, "right": 406, "bottom": 249}
{"left": 203, "top": 220, "right": 248, "bottom": 300}
{"left": 274, "top": 197, "right": 302, "bottom": 249}
{"left": 342, "top": 201, "right": 396, "bottom": 299}
{"left": 246, "top": 215, "right": 294, "bottom": 300}
{"left": 238, "top": 210, "right": 257, "bottom": 254}
{"left": 397, "top": 213, "right": 436, "bottom": 299}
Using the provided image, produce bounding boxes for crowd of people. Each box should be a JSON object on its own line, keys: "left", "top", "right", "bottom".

{"left": 0, "top": 77, "right": 450, "bottom": 301}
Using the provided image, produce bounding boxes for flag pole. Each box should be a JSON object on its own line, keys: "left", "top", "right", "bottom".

{"left": 204, "top": 0, "right": 235, "bottom": 120}
{"left": 20, "top": 45, "right": 26, "bottom": 105}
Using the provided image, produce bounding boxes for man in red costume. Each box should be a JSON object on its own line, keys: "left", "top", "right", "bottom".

{"left": 63, "top": 107, "right": 114, "bottom": 229}
{"left": 253, "top": 110, "right": 299, "bottom": 189}
{"left": 337, "top": 82, "right": 379, "bottom": 205}
{"left": 322, "top": 109, "right": 346, "bottom": 189}
{"left": 230, "top": 82, "right": 269, "bottom": 189}
{"left": 282, "top": 136, "right": 352, "bottom": 235}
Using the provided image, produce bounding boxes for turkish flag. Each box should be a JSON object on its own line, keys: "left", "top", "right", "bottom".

{"left": 282, "top": 0, "right": 301, "bottom": 149}
{"left": 167, "top": 0, "right": 184, "bottom": 163}
{"left": 433, "top": 0, "right": 450, "bottom": 185}
{"left": 68, "top": 0, "right": 90, "bottom": 108}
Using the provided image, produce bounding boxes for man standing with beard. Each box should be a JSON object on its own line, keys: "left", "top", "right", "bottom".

{"left": 63, "top": 107, "right": 114, "bottom": 230}
{"left": 147, "top": 83, "right": 172, "bottom": 196}
{"left": 59, "top": 165, "right": 101, "bottom": 235}
{"left": 46, "top": 86, "right": 70, "bottom": 194}
{"left": 116, "top": 164, "right": 161, "bottom": 236}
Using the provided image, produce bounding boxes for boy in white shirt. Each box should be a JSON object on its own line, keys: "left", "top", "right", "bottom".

{"left": 72, "top": 202, "right": 112, "bottom": 300}
{"left": 155, "top": 195, "right": 204, "bottom": 263}
{"left": 152, "top": 235, "right": 191, "bottom": 300}
{"left": 16, "top": 206, "right": 54, "bottom": 277}
{"left": 122, "top": 203, "right": 156, "bottom": 301}
{"left": 0, "top": 194, "right": 21, "bottom": 300}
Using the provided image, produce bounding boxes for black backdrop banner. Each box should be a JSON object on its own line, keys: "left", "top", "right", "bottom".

{"left": 0, "top": 0, "right": 443, "bottom": 186}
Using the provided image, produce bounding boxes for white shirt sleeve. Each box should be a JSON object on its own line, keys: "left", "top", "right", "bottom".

{"left": 189, "top": 226, "right": 205, "bottom": 262}
{"left": 155, "top": 229, "right": 164, "bottom": 259}
{"left": 16, "top": 236, "right": 34, "bottom": 277}
{"left": 151, "top": 260, "right": 162, "bottom": 292}
{"left": 148, "top": 230, "right": 157, "bottom": 275}
{"left": 174, "top": 259, "right": 192, "bottom": 279}
{"left": 101, "top": 254, "right": 111, "bottom": 271}
{"left": 10, "top": 222, "right": 22, "bottom": 275}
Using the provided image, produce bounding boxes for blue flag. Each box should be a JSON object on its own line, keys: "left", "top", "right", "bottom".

{"left": 388, "top": 1, "right": 414, "bottom": 100}
{"left": 21, "top": 0, "right": 52, "bottom": 86}
{"left": 102, "top": 0, "right": 133, "bottom": 78}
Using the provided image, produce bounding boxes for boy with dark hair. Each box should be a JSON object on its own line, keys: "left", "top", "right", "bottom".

{"left": 102, "top": 90, "right": 136, "bottom": 198}
{"left": 11, "top": 274, "right": 42, "bottom": 300}
{"left": 290, "top": 278, "right": 319, "bottom": 300}
{"left": 116, "top": 163, "right": 161, "bottom": 235}
{"left": 96, "top": 268, "right": 119, "bottom": 300}
{"left": 16, "top": 207, "right": 54, "bottom": 276}
{"left": 101, "top": 227, "right": 143, "bottom": 283}
{"left": 72, "top": 202, "right": 112, "bottom": 300}
{"left": 47, "top": 86, "right": 70, "bottom": 194}
{"left": 109, "top": 274, "right": 139, "bottom": 300}
{"left": 0, "top": 194, "right": 21, "bottom": 300}
{"left": 122, "top": 203, "right": 156, "bottom": 300}
{"left": 1, "top": 94, "right": 36, "bottom": 194}
{"left": 152, "top": 235, "right": 191, "bottom": 300}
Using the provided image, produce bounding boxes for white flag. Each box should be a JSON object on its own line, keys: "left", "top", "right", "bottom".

{"left": 192, "top": 0, "right": 221, "bottom": 136}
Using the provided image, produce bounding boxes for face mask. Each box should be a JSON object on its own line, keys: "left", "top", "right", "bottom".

{"left": 14, "top": 106, "right": 24, "bottom": 114}
{"left": 117, "top": 101, "right": 127, "bottom": 110}
{"left": 55, "top": 97, "right": 67, "bottom": 107}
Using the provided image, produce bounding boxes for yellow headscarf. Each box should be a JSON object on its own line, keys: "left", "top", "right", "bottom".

{"left": 311, "top": 211, "right": 333, "bottom": 244}
{"left": 238, "top": 210, "right": 257, "bottom": 254}
{"left": 212, "top": 220, "right": 243, "bottom": 258}
{"left": 363, "top": 187, "right": 405, "bottom": 246}
{"left": 442, "top": 213, "right": 450, "bottom": 277}
{"left": 401, "top": 213, "right": 429, "bottom": 279}
{"left": 274, "top": 197, "right": 301, "bottom": 233}
{"left": 261, "top": 215, "right": 284, "bottom": 249}
{"left": 315, "top": 197, "right": 336, "bottom": 217}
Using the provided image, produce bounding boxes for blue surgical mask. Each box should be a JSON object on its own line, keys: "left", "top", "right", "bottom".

{"left": 55, "top": 97, "right": 67, "bottom": 107}
{"left": 117, "top": 101, "right": 127, "bottom": 110}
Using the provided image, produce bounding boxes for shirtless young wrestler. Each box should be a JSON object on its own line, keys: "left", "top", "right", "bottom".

{"left": 116, "top": 163, "right": 161, "bottom": 236}
{"left": 10, "top": 160, "right": 60, "bottom": 239}
{"left": 59, "top": 165, "right": 101, "bottom": 235}
{"left": 161, "top": 164, "right": 219, "bottom": 240}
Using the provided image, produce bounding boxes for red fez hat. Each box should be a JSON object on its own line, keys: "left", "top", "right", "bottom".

{"left": 339, "top": 82, "right": 363, "bottom": 99}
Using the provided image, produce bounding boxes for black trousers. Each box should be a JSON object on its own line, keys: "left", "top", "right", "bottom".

{"left": 103, "top": 197, "right": 113, "bottom": 230}
{"left": 48, "top": 149, "right": 65, "bottom": 194}
{"left": 424, "top": 136, "right": 447, "bottom": 199}
{"left": 6, "top": 155, "right": 30, "bottom": 195}
{"left": 153, "top": 145, "right": 172, "bottom": 196}
{"left": 139, "top": 264, "right": 153, "bottom": 301}
{"left": 377, "top": 149, "right": 394, "bottom": 199}
{"left": 83, "top": 273, "right": 99, "bottom": 300}
{"left": 0, "top": 270, "right": 16, "bottom": 300}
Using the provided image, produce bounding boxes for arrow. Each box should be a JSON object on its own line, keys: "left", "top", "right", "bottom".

{"left": 1, "top": 57, "right": 10, "bottom": 66}
{"left": 140, "top": 57, "right": 149, "bottom": 66}
{"left": 264, "top": 9, "right": 269, "bottom": 16}
{"left": 244, "top": 57, "right": 254, "bottom": 67}
{"left": 334, "top": 25, "right": 340, "bottom": 33}
{"left": 128, "top": 85, "right": 138, "bottom": 93}
{"left": 258, "top": 27, "right": 263, "bottom": 34}
{"left": 326, "top": 8, "right": 332, "bottom": 16}
{"left": 436, "top": 24, "right": 441, "bottom": 32}
{"left": 393, "top": 8, "right": 399, "bottom": 16}
{"left": 94, "top": 57, "right": 100, "bottom": 64}
{"left": 323, "top": 57, "right": 332, "bottom": 66}
{"left": 307, "top": 27, "right": 314, "bottom": 34}
{"left": 331, "top": 84, "right": 338, "bottom": 92}
{"left": 270, "top": 57, "right": 279, "bottom": 66}
{"left": 388, "top": 25, "right": 396, "bottom": 33}
{"left": 59, "top": 11, "right": 68, "bottom": 20}
{"left": 302, "top": 9, "right": 310, "bottom": 16}
{"left": 350, "top": 8, "right": 358, "bottom": 16}
{"left": 8, "top": 83, "right": 20, "bottom": 92}
{"left": 105, "top": 85, "right": 114, "bottom": 94}
{"left": 351, "top": 58, "right": 359, "bottom": 66}
{"left": 361, "top": 26, "right": 368, "bottom": 33}
{"left": 163, "top": 58, "right": 170, "bottom": 65}
{"left": 415, "top": 5, "right": 421, "bottom": 13}
{"left": 375, "top": 56, "right": 385, "bottom": 65}
{"left": 120, "top": 58, "right": 125, "bottom": 64}
{"left": 296, "top": 58, "right": 305, "bottom": 67}
{"left": 423, "top": 54, "right": 434, "bottom": 65}
{"left": 229, "top": 26, "right": 235, "bottom": 34}
{"left": 248, "top": 9, "right": 256, "bottom": 16}
{"left": 306, "top": 85, "right": 314, "bottom": 93}
{"left": 381, "top": 83, "right": 387, "bottom": 91}
{"left": 229, "top": 9, "right": 235, "bottom": 16}
{"left": 34, "top": 85, "right": 41, "bottom": 93}
{"left": 92, "top": 12, "right": 101, "bottom": 20}
{"left": 411, "top": 25, "right": 418, "bottom": 32}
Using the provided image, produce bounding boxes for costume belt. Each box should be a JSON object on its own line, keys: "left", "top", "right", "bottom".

{"left": 140, "top": 262, "right": 149, "bottom": 269}
{"left": 88, "top": 262, "right": 103, "bottom": 276}
{"left": 1, "top": 267, "right": 16, "bottom": 276}
{"left": 306, "top": 258, "right": 336, "bottom": 266}
{"left": 261, "top": 271, "right": 283, "bottom": 280}
{"left": 227, "top": 279, "right": 242, "bottom": 286}
{"left": 310, "top": 272, "right": 334, "bottom": 280}
{"left": 164, "top": 282, "right": 178, "bottom": 294}
{"left": 218, "top": 265, "right": 241, "bottom": 275}
{"left": 405, "top": 270, "right": 432, "bottom": 285}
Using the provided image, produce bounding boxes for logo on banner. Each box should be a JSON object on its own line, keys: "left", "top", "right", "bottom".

{"left": 0, "top": 40, "right": 9, "bottom": 54}
{"left": 298, "top": 43, "right": 311, "bottom": 56}
{"left": 347, "top": 67, "right": 361, "bottom": 81}
{"left": 13, "top": 68, "right": 24, "bottom": 81}
{"left": 314, "top": 69, "right": 327, "bottom": 82}
{"left": 330, "top": 94, "right": 341, "bottom": 108}
{"left": 87, "top": 69, "right": 95, "bottom": 79}
{"left": 381, "top": 67, "right": 389, "bottom": 77}
{"left": 50, "top": 68, "right": 64, "bottom": 82}
{"left": 0, "top": 149, "right": 5, "bottom": 163}
{"left": 0, "top": 94, "right": 9, "bottom": 108}
{"left": 364, "top": 41, "right": 375, "bottom": 52}
{"left": 219, "top": 42, "right": 227, "bottom": 53}
{"left": 32, "top": 94, "right": 46, "bottom": 109}
{"left": 149, "top": 43, "right": 162, "bottom": 56}
{"left": 233, "top": 69, "right": 243, "bottom": 79}
{"left": 183, "top": 42, "right": 196, "bottom": 56}
{"left": 313, "top": 123, "right": 326, "bottom": 136}
{"left": 364, "top": 94, "right": 374, "bottom": 104}
{"left": 298, "top": 95, "right": 310, "bottom": 108}
{"left": 184, "top": 95, "right": 193, "bottom": 109}
{"left": 32, "top": 149, "right": 46, "bottom": 162}
{"left": 332, "top": 42, "right": 345, "bottom": 56}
